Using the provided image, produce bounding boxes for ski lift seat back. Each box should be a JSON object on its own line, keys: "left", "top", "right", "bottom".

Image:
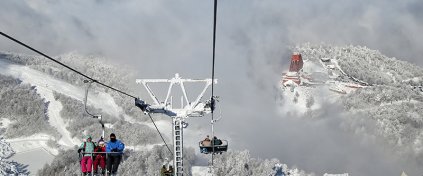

{"left": 199, "top": 139, "right": 228, "bottom": 154}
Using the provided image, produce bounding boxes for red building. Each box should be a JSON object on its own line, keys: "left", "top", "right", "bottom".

{"left": 289, "top": 53, "right": 303, "bottom": 72}
{"left": 281, "top": 53, "right": 303, "bottom": 86}
{"left": 281, "top": 72, "right": 301, "bottom": 86}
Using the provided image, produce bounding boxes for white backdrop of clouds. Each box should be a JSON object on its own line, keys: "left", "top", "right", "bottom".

{"left": 1, "top": 0, "right": 423, "bottom": 175}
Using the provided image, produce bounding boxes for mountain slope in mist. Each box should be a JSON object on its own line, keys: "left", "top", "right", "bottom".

{"left": 282, "top": 44, "right": 423, "bottom": 171}
{"left": 0, "top": 52, "right": 310, "bottom": 175}
{"left": 294, "top": 43, "right": 423, "bottom": 86}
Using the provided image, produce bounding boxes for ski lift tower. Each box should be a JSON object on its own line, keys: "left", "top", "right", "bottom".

{"left": 135, "top": 73, "right": 217, "bottom": 176}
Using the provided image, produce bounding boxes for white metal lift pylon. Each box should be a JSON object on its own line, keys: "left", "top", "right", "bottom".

{"left": 136, "top": 73, "right": 217, "bottom": 176}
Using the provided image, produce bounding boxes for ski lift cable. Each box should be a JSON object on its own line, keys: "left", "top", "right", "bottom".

{"left": 147, "top": 113, "right": 173, "bottom": 155}
{"left": 211, "top": 0, "right": 217, "bottom": 99}
{"left": 211, "top": 0, "right": 218, "bottom": 167}
{"left": 0, "top": 31, "right": 172, "bottom": 155}
{"left": 0, "top": 31, "right": 137, "bottom": 99}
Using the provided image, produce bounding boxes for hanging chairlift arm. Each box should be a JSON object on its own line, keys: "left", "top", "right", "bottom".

{"left": 84, "top": 80, "right": 105, "bottom": 138}
{"left": 135, "top": 98, "right": 150, "bottom": 112}
{"left": 135, "top": 98, "right": 173, "bottom": 116}
{"left": 83, "top": 80, "right": 97, "bottom": 117}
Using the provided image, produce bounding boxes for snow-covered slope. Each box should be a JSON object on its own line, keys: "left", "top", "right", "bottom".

{"left": 0, "top": 58, "right": 128, "bottom": 149}
{"left": 280, "top": 44, "right": 423, "bottom": 173}
{"left": 0, "top": 51, "right": 317, "bottom": 175}
{"left": 0, "top": 137, "right": 28, "bottom": 175}
{"left": 0, "top": 53, "right": 220, "bottom": 175}
{"left": 192, "top": 166, "right": 213, "bottom": 176}
{"left": 0, "top": 55, "right": 168, "bottom": 174}
{"left": 3, "top": 43, "right": 420, "bottom": 175}
{"left": 0, "top": 59, "right": 122, "bottom": 117}
{"left": 294, "top": 43, "right": 423, "bottom": 86}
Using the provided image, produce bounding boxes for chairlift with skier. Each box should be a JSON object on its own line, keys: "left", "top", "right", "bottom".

{"left": 198, "top": 97, "right": 228, "bottom": 154}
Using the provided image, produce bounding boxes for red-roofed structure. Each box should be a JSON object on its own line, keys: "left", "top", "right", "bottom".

{"left": 289, "top": 53, "right": 303, "bottom": 72}
{"left": 282, "top": 53, "right": 304, "bottom": 86}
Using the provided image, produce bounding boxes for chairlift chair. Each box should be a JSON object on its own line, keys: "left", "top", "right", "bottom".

{"left": 199, "top": 138, "right": 228, "bottom": 154}
{"left": 199, "top": 98, "right": 228, "bottom": 155}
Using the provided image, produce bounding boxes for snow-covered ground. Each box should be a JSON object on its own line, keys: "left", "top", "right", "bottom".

{"left": 0, "top": 118, "right": 12, "bottom": 128}
{"left": 0, "top": 59, "right": 122, "bottom": 118}
{"left": 0, "top": 59, "right": 179, "bottom": 173}
{"left": 323, "top": 173, "right": 349, "bottom": 176}
{"left": 0, "top": 59, "right": 92, "bottom": 150}
{"left": 0, "top": 58, "right": 218, "bottom": 175}
{"left": 279, "top": 53, "right": 366, "bottom": 116}
{"left": 8, "top": 148, "right": 55, "bottom": 175}
{"left": 4, "top": 134, "right": 56, "bottom": 175}
{"left": 5, "top": 134, "right": 58, "bottom": 155}
{"left": 279, "top": 85, "right": 336, "bottom": 116}
{"left": 191, "top": 166, "right": 212, "bottom": 176}
{"left": 0, "top": 59, "right": 128, "bottom": 148}
{"left": 37, "top": 86, "right": 79, "bottom": 148}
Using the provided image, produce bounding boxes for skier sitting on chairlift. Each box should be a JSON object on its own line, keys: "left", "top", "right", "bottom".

{"left": 202, "top": 135, "right": 211, "bottom": 146}
{"left": 106, "top": 133, "right": 125, "bottom": 175}
{"left": 160, "top": 158, "right": 174, "bottom": 176}
{"left": 78, "top": 135, "right": 96, "bottom": 176}
{"left": 213, "top": 136, "right": 222, "bottom": 145}
{"left": 93, "top": 139, "right": 107, "bottom": 175}
{"left": 200, "top": 135, "right": 212, "bottom": 153}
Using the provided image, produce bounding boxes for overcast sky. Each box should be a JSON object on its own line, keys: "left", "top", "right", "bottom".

{"left": 1, "top": 0, "right": 423, "bottom": 175}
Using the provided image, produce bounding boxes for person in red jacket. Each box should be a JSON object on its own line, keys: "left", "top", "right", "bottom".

{"left": 93, "top": 140, "right": 107, "bottom": 174}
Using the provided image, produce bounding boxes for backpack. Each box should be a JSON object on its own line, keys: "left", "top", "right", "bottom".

{"left": 82, "top": 142, "right": 95, "bottom": 155}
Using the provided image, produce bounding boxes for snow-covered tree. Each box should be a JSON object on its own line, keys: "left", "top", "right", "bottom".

{"left": 213, "top": 150, "right": 312, "bottom": 176}
{"left": 0, "top": 75, "right": 58, "bottom": 138}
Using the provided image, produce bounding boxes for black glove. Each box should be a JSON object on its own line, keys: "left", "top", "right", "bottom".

{"left": 77, "top": 148, "right": 82, "bottom": 153}
{"left": 111, "top": 148, "right": 118, "bottom": 152}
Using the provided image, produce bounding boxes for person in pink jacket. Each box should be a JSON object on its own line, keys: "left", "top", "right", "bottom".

{"left": 78, "top": 135, "right": 96, "bottom": 175}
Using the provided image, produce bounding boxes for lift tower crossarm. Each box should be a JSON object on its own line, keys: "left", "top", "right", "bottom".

{"left": 135, "top": 73, "right": 217, "bottom": 176}
{"left": 135, "top": 73, "right": 217, "bottom": 118}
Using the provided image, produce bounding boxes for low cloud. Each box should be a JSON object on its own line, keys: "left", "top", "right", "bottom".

{"left": 1, "top": 0, "right": 423, "bottom": 175}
